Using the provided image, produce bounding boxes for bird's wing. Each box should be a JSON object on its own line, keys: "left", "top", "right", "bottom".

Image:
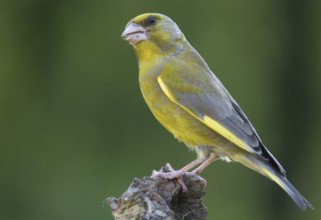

{"left": 157, "top": 63, "right": 285, "bottom": 174}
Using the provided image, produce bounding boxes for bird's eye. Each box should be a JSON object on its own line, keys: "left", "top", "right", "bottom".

{"left": 147, "top": 16, "right": 156, "bottom": 24}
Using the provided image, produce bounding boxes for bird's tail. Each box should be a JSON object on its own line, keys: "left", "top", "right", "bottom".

{"left": 235, "top": 154, "right": 314, "bottom": 210}
{"left": 265, "top": 168, "right": 314, "bottom": 210}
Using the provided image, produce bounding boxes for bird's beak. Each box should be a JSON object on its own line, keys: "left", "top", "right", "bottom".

{"left": 121, "top": 23, "right": 147, "bottom": 45}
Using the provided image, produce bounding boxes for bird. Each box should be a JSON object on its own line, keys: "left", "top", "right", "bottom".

{"left": 121, "top": 13, "right": 313, "bottom": 210}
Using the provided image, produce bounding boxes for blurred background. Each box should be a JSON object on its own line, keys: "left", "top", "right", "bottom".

{"left": 0, "top": 0, "right": 320, "bottom": 219}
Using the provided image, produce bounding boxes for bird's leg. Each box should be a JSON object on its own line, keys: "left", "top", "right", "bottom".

{"left": 151, "top": 155, "right": 218, "bottom": 192}
{"left": 163, "top": 163, "right": 188, "bottom": 192}
{"left": 152, "top": 159, "right": 202, "bottom": 179}
{"left": 192, "top": 153, "right": 218, "bottom": 175}
{"left": 151, "top": 159, "right": 202, "bottom": 193}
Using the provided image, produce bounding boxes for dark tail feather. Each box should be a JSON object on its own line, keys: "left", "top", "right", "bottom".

{"left": 276, "top": 173, "right": 314, "bottom": 210}
{"left": 237, "top": 155, "right": 314, "bottom": 210}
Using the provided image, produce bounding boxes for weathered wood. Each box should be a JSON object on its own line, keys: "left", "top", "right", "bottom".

{"left": 107, "top": 165, "right": 208, "bottom": 220}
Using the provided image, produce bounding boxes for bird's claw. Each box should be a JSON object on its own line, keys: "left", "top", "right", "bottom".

{"left": 151, "top": 163, "right": 188, "bottom": 192}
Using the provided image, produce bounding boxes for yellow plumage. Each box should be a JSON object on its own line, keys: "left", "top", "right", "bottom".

{"left": 121, "top": 13, "right": 313, "bottom": 210}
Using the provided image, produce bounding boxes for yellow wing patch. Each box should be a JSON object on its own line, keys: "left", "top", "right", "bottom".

{"left": 202, "top": 115, "right": 255, "bottom": 153}
{"left": 157, "top": 76, "right": 255, "bottom": 154}
{"left": 158, "top": 76, "right": 177, "bottom": 103}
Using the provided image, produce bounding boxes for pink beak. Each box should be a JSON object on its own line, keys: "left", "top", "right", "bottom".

{"left": 121, "top": 23, "right": 147, "bottom": 45}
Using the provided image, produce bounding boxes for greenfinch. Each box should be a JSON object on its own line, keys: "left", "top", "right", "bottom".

{"left": 121, "top": 13, "right": 313, "bottom": 210}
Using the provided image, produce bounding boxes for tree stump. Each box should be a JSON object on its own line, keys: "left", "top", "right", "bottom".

{"left": 106, "top": 165, "right": 208, "bottom": 220}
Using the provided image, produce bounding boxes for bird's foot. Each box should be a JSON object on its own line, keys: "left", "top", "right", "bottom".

{"left": 152, "top": 163, "right": 188, "bottom": 192}
{"left": 151, "top": 156, "right": 217, "bottom": 193}
{"left": 152, "top": 163, "right": 184, "bottom": 179}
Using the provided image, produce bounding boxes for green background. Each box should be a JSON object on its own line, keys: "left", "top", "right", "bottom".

{"left": 1, "top": 0, "right": 320, "bottom": 219}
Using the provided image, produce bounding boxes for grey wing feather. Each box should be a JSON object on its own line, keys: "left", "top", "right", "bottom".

{"left": 164, "top": 69, "right": 285, "bottom": 175}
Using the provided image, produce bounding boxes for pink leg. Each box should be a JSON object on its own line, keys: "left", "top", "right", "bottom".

{"left": 163, "top": 163, "right": 188, "bottom": 192}
{"left": 192, "top": 154, "right": 218, "bottom": 175}
{"left": 152, "top": 158, "right": 202, "bottom": 179}
{"left": 151, "top": 154, "right": 218, "bottom": 192}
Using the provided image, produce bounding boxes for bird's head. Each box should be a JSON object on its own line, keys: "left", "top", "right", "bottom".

{"left": 121, "top": 13, "right": 185, "bottom": 59}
